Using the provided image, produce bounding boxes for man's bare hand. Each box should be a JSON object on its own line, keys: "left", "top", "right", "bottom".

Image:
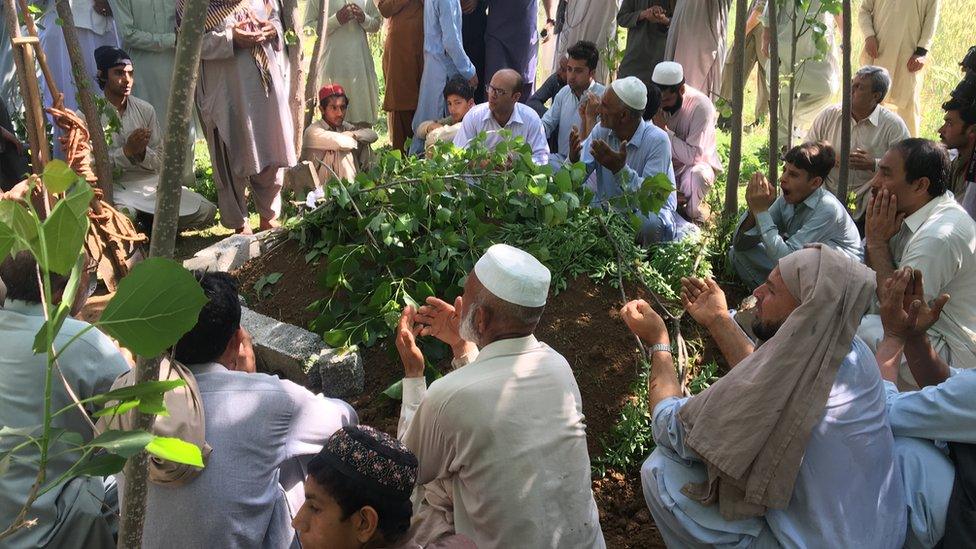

{"left": 415, "top": 296, "right": 463, "bottom": 347}
{"left": 234, "top": 328, "right": 257, "bottom": 373}
{"left": 468, "top": 74, "right": 479, "bottom": 88}
{"left": 620, "top": 299, "right": 669, "bottom": 345}
{"left": 460, "top": 0, "right": 478, "bottom": 15}
{"left": 651, "top": 108, "right": 666, "bottom": 129}
{"left": 568, "top": 125, "right": 582, "bottom": 163}
{"left": 232, "top": 22, "right": 266, "bottom": 48}
{"left": 865, "top": 189, "right": 905, "bottom": 249}
{"left": 93, "top": 0, "right": 112, "bottom": 16}
{"left": 849, "top": 149, "right": 876, "bottom": 171}
{"left": 745, "top": 171, "right": 776, "bottom": 214}
{"left": 680, "top": 277, "right": 729, "bottom": 329}
{"left": 880, "top": 267, "right": 949, "bottom": 342}
{"left": 591, "top": 139, "right": 627, "bottom": 174}
{"left": 347, "top": 3, "right": 366, "bottom": 23}
{"left": 864, "top": 35, "right": 879, "bottom": 58}
{"left": 395, "top": 306, "right": 426, "bottom": 378}
{"left": 907, "top": 54, "right": 926, "bottom": 73}
{"left": 123, "top": 128, "right": 151, "bottom": 161}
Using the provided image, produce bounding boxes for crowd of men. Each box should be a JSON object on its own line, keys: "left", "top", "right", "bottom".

{"left": 3, "top": 0, "right": 976, "bottom": 548}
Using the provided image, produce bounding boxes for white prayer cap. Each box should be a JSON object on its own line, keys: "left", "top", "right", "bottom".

{"left": 473, "top": 244, "right": 551, "bottom": 307}
{"left": 610, "top": 76, "right": 647, "bottom": 111}
{"left": 652, "top": 61, "right": 684, "bottom": 86}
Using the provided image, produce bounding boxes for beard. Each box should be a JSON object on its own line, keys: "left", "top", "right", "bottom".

{"left": 752, "top": 318, "right": 784, "bottom": 342}
{"left": 663, "top": 93, "right": 684, "bottom": 114}
{"left": 458, "top": 306, "right": 481, "bottom": 347}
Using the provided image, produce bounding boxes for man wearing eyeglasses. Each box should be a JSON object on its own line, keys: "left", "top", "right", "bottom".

{"left": 453, "top": 69, "right": 550, "bottom": 165}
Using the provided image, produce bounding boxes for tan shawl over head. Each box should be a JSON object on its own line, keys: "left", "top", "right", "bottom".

{"left": 677, "top": 245, "right": 876, "bottom": 520}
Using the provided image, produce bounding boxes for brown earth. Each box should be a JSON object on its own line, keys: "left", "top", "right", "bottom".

{"left": 235, "top": 241, "right": 671, "bottom": 548}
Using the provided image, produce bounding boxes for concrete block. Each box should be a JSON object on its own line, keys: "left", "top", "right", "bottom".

{"left": 183, "top": 233, "right": 265, "bottom": 273}
{"left": 240, "top": 306, "right": 364, "bottom": 398}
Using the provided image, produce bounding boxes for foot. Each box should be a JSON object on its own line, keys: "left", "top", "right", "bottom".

{"left": 235, "top": 225, "right": 254, "bottom": 235}
{"left": 259, "top": 218, "right": 280, "bottom": 232}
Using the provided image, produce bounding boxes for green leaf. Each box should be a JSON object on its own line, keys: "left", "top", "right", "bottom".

{"left": 98, "top": 258, "right": 208, "bottom": 357}
{"left": 323, "top": 329, "right": 348, "bottom": 347}
{"left": 555, "top": 169, "right": 572, "bottom": 193}
{"left": 0, "top": 220, "right": 15, "bottom": 261}
{"left": 92, "top": 379, "right": 186, "bottom": 406}
{"left": 145, "top": 436, "right": 204, "bottom": 468}
{"left": 92, "top": 399, "right": 141, "bottom": 417}
{"left": 39, "top": 185, "right": 93, "bottom": 274}
{"left": 0, "top": 200, "right": 38, "bottom": 254}
{"left": 70, "top": 453, "right": 127, "bottom": 477}
{"left": 41, "top": 159, "right": 80, "bottom": 194}
{"left": 88, "top": 429, "right": 153, "bottom": 458}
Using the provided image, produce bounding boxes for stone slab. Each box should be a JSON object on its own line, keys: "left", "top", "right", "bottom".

{"left": 240, "top": 305, "right": 364, "bottom": 398}
{"left": 182, "top": 233, "right": 265, "bottom": 273}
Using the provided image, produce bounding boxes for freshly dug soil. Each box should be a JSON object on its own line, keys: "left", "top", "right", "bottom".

{"left": 236, "top": 245, "right": 669, "bottom": 547}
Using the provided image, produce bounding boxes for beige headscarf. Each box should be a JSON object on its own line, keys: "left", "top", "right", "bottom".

{"left": 96, "top": 357, "right": 211, "bottom": 485}
{"left": 677, "top": 245, "right": 877, "bottom": 520}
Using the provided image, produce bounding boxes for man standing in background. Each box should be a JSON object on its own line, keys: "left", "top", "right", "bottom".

{"left": 378, "top": 0, "right": 424, "bottom": 152}
{"left": 664, "top": 0, "right": 730, "bottom": 100}
{"left": 484, "top": 0, "right": 553, "bottom": 98}
{"left": 551, "top": 0, "right": 619, "bottom": 84}
{"left": 617, "top": 0, "right": 672, "bottom": 89}
{"left": 859, "top": 0, "right": 940, "bottom": 136}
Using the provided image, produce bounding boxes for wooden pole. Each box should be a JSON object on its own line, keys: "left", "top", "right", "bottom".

{"left": 280, "top": 0, "right": 305, "bottom": 151}
{"left": 54, "top": 0, "right": 115, "bottom": 202}
{"left": 837, "top": 0, "right": 852, "bottom": 205}
{"left": 725, "top": 0, "right": 749, "bottom": 218}
{"left": 3, "top": 0, "right": 48, "bottom": 170}
{"left": 767, "top": 0, "right": 779, "bottom": 184}
{"left": 303, "top": 0, "right": 329, "bottom": 129}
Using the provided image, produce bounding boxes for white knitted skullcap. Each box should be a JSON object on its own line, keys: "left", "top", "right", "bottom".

{"left": 610, "top": 76, "right": 648, "bottom": 111}
{"left": 473, "top": 244, "right": 551, "bottom": 307}
{"left": 652, "top": 61, "right": 684, "bottom": 86}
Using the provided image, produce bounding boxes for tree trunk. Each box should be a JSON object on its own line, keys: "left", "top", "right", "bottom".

{"left": 280, "top": 0, "right": 305, "bottom": 151}
{"left": 724, "top": 0, "right": 749, "bottom": 218}
{"left": 785, "top": 2, "right": 797, "bottom": 151}
{"left": 303, "top": 0, "right": 329, "bottom": 129}
{"left": 837, "top": 0, "right": 852, "bottom": 205}
{"left": 55, "top": 0, "right": 114, "bottom": 202}
{"left": 3, "top": 0, "right": 48, "bottom": 170}
{"left": 767, "top": 0, "right": 779, "bottom": 183}
{"left": 116, "top": 0, "right": 208, "bottom": 546}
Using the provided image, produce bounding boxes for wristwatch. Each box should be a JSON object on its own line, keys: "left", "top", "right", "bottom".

{"left": 650, "top": 343, "right": 672, "bottom": 355}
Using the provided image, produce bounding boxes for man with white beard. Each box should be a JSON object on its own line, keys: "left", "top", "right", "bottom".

{"left": 393, "top": 244, "right": 606, "bottom": 548}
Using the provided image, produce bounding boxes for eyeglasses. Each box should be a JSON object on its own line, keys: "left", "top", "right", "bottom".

{"left": 485, "top": 84, "right": 511, "bottom": 98}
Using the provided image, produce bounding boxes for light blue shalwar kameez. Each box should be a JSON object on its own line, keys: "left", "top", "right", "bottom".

{"left": 408, "top": 0, "right": 474, "bottom": 156}
{"left": 641, "top": 337, "right": 907, "bottom": 549}
{"left": 885, "top": 369, "right": 976, "bottom": 548}
{"left": 581, "top": 119, "right": 696, "bottom": 243}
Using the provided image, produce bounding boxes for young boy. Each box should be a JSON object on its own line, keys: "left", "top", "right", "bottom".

{"left": 414, "top": 77, "right": 475, "bottom": 156}
{"left": 729, "top": 141, "right": 862, "bottom": 289}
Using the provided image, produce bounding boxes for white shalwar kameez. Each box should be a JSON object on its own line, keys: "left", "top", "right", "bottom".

{"left": 664, "top": 0, "right": 730, "bottom": 100}
{"left": 552, "top": 0, "right": 620, "bottom": 84}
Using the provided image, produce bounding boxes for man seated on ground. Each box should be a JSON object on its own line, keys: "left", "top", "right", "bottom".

{"left": 414, "top": 77, "right": 476, "bottom": 156}
{"left": 805, "top": 65, "right": 910, "bottom": 222}
{"left": 292, "top": 425, "right": 476, "bottom": 549}
{"left": 627, "top": 245, "right": 905, "bottom": 547}
{"left": 570, "top": 76, "right": 694, "bottom": 244}
{"left": 939, "top": 84, "right": 976, "bottom": 220}
{"left": 0, "top": 251, "right": 129, "bottom": 549}
{"left": 541, "top": 40, "right": 605, "bottom": 164}
{"left": 873, "top": 267, "right": 975, "bottom": 548}
{"left": 135, "top": 272, "right": 358, "bottom": 547}
{"left": 302, "top": 84, "right": 379, "bottom": 203}
{"left": 453, "top": 69, "right": 550, "bottom": 165}
{"left": 860, "top": 138, "right": 976, "bottom": 388}
{"left": 527, "top": 54, "right": 569, "bottom": 117}
{"left": 392, "top": 244, "right": 605, "bottom": 548}
{"left": 649, "top": 61, "right": 722, "bottom": 223}
{"left": 729, "top": 141, "right": 862, "bottom": 290}
{"left": 88, "top": 46, "right": 216, "bottom": 231}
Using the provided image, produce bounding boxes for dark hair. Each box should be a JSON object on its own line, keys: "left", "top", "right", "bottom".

{"left": 307, "top": 457, "right": 412, "bottom": 542}
{"left": 320, "top": 93, "right": 349, "bottom": 109}
{"left": 172, "top": 272, "right": 241, "bottom": 365}
{"left": 783, "top": 141, "right": 836, "bottom": 181}
{"left": 443, "top": 77, "right": 475, "bottom": 101}
{"left": 855, "top": 65, "right": 891, "bottom": 101}
{"left": 890, "top": 138, "right": 950, "bottom": 197}
{"left": 642, "top": 83, "right": 663, "bottom": 120}
{"left": 0, "top": 251, "right": 70, "bottom": 303}
{"left": 944, "top": 77, "right": 976, "bottom": 125}
{"left": 567, "top": 40, "right": 599, "bottom": 71}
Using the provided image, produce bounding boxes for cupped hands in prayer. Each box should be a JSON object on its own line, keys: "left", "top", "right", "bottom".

{"left": 395, "top": 306, "right": 426, "bottom": 378}
{"left": 232, "top": 12, "right": 276, "bottom": 49}
{"left": 865, "top": 189, "right": 905, "bottom": 249}
{"left": 879, "top": 267, "right": 949, "bottom": 342}
{"left": 620, "top": 299, "right": 669, "bottom": 346}
{"left": 591, "top": 139, "right": 627, "bottom": 173}
{"left": 680, "top": 277, "right": 729, "bottom": 329}
{"left": 745, "top": 172, "right": 776, "bottom": 215}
